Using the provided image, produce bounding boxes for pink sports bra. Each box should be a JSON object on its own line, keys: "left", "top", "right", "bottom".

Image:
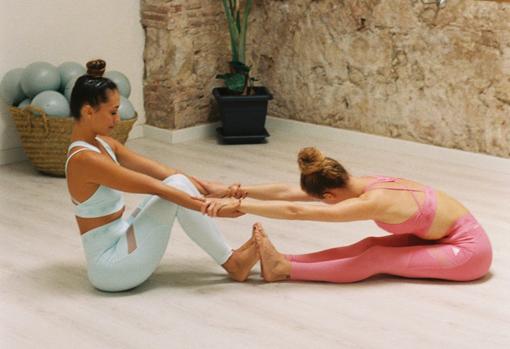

{"left": 363, "top": 176, "right": 437, "bottom": 238}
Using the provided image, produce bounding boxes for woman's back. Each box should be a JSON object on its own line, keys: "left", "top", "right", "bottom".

{"left": 66, "top": 137, "right": 125, "bottom": 234}
{"left": 364, "top": 176, "right": 469, "bottom": 239}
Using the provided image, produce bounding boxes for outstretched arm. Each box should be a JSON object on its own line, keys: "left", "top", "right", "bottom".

{"left": 69, "top": 150, "right": 204, "bottom": 211}
{"left": 103, "top": 136, "right": 207, "bottom": 194}
{"left": 193, "top": 177, "right": 317, "bottom": 201}
{"left": 238, "top": 183, "right": 317, "bottom": 201}
{"left": 202, "top": 195, "right": 379, "bottom": 222}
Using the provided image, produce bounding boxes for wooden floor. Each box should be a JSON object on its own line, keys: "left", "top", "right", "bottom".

{"left": 1, "top": 125, "right": 509, "bottom": 349}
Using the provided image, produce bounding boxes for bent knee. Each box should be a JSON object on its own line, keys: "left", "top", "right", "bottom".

{"left": 163, "top": 174, "right": 197, "bottom": 193}
{"left": 163, "top": 173, "right": 188, "bottom": 185}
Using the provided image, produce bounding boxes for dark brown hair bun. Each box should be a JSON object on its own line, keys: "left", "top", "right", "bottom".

{"left": 86, "top": 59, "right": 106, "bottom": 77}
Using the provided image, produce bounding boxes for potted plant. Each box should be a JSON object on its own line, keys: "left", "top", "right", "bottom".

{"left": 213, "top": 0, "right": 273, "bottom": 144}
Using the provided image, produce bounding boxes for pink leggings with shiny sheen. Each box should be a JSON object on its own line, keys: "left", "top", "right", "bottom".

{"left": 287, "top": 214, "right": 492, "bottom": 283}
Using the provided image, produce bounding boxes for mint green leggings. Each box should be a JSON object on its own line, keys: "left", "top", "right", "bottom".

{"left": 81, "top": 174, "right": 233, "bottom": 292}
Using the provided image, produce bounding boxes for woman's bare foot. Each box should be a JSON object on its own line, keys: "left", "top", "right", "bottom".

{"left": 254, "top": 222, "right": 266, "bottom": 238}
{"left": 253, "top": 224, "right": 291, "bottom": 282}
{"left": 223, "top": 232, "right": 260, "bottom": 282}
{"left": 253, "top": 222, "right": 266, "bottom": 276}
{"left": 235, "top": 234, "right": 255, "bottom": 252}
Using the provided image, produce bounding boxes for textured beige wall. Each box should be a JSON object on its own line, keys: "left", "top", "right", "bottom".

{"left": 142, "top": 0, "right": 227, "bottom": 129}
{"left": 142, "top": 0, "right": 510, "bottom": 157}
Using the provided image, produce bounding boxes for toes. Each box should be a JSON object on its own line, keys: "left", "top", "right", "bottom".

{"left": 257, "top": 225, "right": 267, "bottom": 237}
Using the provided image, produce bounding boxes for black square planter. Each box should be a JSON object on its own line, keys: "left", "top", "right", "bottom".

{"left": 213, "top": 86, "right": 273, "bottom": 144}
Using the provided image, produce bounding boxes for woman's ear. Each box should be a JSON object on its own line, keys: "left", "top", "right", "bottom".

{"left": 81, "top": 104, "right": 94, "bottom": 120}
{"left": 322, "top": 192, "right": 334, "bottom": 200}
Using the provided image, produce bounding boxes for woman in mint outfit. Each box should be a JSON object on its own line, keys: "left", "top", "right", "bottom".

{"left": 65, "top": 60, "right": 258, "bottom": 292}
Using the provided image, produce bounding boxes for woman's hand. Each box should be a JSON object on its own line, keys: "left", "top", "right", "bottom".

{"left": 201, "top": 197, "right": 242, "bottom": 217}
{"left": 192, "top": 176, "right": 247, "bottom": 199}
{"left": 227, "top": 183, "right": 247, "bottom": 199}
{"left": 191, "top": 176, "right": 229, "bottom": 198}
{"left": 216, "top": 205, "right": 245, "bottom": 218}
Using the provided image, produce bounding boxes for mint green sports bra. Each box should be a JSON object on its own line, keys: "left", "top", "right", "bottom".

{"left": 65, "top": 137, "right": 124, "bottom": 218}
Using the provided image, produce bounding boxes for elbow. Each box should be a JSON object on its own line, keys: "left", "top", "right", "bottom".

{"left": 285, "top": 203, "right": 306, "bottom": 220}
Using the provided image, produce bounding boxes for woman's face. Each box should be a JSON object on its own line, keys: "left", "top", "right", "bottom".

{"left": 87, "top": 89, "right": 121, "bottom": 135}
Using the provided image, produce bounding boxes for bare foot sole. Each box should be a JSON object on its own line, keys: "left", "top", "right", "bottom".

{"left": 254, "top": 224, "right": 290, "bottom": 282}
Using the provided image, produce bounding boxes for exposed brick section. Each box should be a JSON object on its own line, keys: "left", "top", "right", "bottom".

{"left": 142, "top": 0, "right": 227, "bottom": 129}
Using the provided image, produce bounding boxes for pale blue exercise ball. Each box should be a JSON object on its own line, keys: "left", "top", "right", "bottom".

{"left": 31, "top": 91, "right": 70, "bottom": 117}
{"left": 20, "top": 62, "right": 61, "bottom": 98}
{"left": 58, "top": 62, "right": 85, "bottom": 90}
{"left": 64, "top": 76, "right": 79, "bottom": 101}
{"left": 0, "top": 68, "right": 26, "bottom": 105}
{"left": 118, "top": 96, "right": 136, "bottom": 120}
{"left": 17, "top": 98, "right": 31, "bottom": 108}
{"left": 104, "top": 70, "right": 131, "bottom": 98}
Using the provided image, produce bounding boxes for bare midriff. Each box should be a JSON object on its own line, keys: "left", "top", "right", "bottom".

{"left": 423, "top": 191, "right": 469, "bottom": 240}
{"left": 76, "top": 207, "right": 125, "bottom": 235}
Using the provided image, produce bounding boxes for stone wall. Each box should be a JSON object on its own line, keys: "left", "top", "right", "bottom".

{"left": 142, "top": 0, "right": 510, "bottom": 157}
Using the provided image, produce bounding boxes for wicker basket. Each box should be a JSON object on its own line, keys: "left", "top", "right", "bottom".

{"left": 9, "top": 105, "right": 137, "bottom": 177}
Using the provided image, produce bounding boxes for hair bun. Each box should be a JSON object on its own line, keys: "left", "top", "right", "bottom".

{"left": 298, "top": 147, "right": 326, "bottom": 175}
{"left": 86, "top": 59, "right": 106, "bottom": 77}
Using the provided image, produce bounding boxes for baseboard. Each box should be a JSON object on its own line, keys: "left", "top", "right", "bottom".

{"left": 0, "top": 147, "right": 27, "bottom": 165}
{"left": 143, "top": 122, "right": 220, "bottom": 144}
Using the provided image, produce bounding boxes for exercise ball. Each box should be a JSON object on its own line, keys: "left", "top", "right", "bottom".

{"left": 104, "top": 70, "right": 131, "bottom": 98}
{"left": 58, "top": 62, "right": 85, "bottom": 90}
{"left": 0, "top": 68, "right": 26, "bottom": 105}
{"left": 20, "top": 62, "right": 61, "bottom": 97}
{"left": 17, "top": 98, "right": 31, "bottom": 108}
{"left": 118, "top": 96, "right": 135, "bottom": 120}
{"left": 64, "top": 76, "right": 79, "bottom": 101}
{"left": 31, "top": 91, "right": 70, "bottom": 117}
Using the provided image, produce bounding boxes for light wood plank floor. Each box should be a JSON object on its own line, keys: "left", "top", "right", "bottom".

{"left": 1, "top": 127, "right": 509, "bottom": 349}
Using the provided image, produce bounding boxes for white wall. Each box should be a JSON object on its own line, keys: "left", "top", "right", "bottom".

{"left": 0, "top": 0, "right": 145, "bottom": 165}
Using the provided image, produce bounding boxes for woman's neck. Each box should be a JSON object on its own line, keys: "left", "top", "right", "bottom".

{"left": 71, "top": 123, "right": 97, "bottom": 144}
{"left": 346, "top": 176, "right": 370, "bottom": 198}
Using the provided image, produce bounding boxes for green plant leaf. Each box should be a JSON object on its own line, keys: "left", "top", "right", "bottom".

{"left": 222, "top": 73, "right": 246, "bottom": 93}
{"left": 238, "top": 0, "right": 253, "bottom": 63}
{"left": 222, "top": 0, "right": 240, "bottom": 62}
{"left": 230, "top": 61, "right": 250, "bottom": 73}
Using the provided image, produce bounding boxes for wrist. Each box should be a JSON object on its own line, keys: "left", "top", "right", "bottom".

{"left": 237, "top": 184, "right": 248, "bottom": 198}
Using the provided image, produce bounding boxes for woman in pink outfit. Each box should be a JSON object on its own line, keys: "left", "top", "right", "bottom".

{"left": 197, "top": 147, "right": 492, "bottom": 283}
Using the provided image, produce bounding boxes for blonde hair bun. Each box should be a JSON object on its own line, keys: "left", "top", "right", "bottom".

{"left": 298, "top": 147, "right": 325, "bottom": 175}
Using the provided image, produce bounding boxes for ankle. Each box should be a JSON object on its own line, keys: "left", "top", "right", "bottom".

{"left": 222, "top": 251, "right": 239, "bottom": 273}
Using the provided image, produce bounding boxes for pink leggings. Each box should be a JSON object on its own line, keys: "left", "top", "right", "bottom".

{"left": 287, "top": 214, "right": 492, "bottom": 283}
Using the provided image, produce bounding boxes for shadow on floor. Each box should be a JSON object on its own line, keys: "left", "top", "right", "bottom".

{"left": 17, "top": 261, "right": 494, "bottom": 298}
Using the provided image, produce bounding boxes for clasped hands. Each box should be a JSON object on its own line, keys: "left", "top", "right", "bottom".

{"left": 191, "top": 177, "right": 247, "bottom": 218}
